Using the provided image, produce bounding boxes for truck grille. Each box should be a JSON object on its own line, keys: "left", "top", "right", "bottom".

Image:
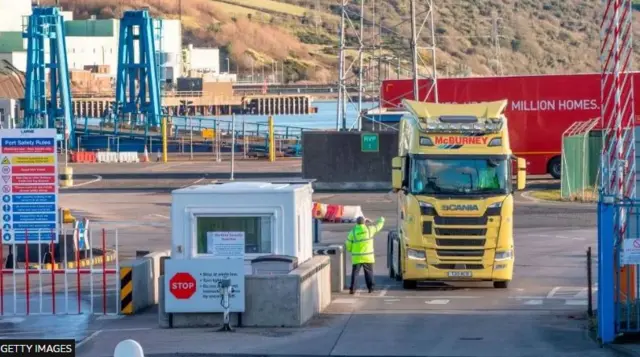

{"left": 433, "top": 264, "right": 484, "bottom": 270}
{"left": 434, "top": 216, "right": 487, "bottom": 225}
{"left": 435, "top": 228, "right": 487, "bottom": 236}
{"left": 436, "top": 238, "right": 485, "bottom": 247}
{"left": 436, "top": 249, "right": 484, "bottom": 257}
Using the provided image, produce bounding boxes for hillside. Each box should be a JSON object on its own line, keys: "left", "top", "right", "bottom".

{"left": 49, "top": 0, "right": 640, "bottom": 83}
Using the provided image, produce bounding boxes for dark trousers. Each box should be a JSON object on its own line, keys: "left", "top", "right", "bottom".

{"left": 350, "top": 263, "right": 374, "bottom": 291}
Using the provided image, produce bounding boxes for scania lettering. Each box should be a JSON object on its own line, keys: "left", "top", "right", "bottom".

{"left": 442, "top": 204, "right": 479, "bottom": 211}
{"left": 388, "top": 99, "right": 527, "bottom": 289}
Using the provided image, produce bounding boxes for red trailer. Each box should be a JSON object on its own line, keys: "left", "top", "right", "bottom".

{"left": 380, "top": 73, "right": 640, "bottom": 178}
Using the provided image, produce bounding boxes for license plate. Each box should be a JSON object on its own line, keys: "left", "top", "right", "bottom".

{"left": 447, "top": 271, "right": 472, "bottom": 277}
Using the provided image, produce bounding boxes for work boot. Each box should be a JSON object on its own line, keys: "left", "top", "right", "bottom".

{"left": 349, "top": 289, "right": 355, "bottom": 295}
{"left": 368, "top": 288, "right": 374, "bottom": 293}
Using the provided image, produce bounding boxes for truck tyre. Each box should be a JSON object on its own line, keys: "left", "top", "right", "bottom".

{"left": 549, "top": 157, "right": 561, "bottom": 179}
{"left": 403, "top": 279, "right": 417, "bottom": 289}
{"left": 493, "top": 281, "right": 509, "bottom": 289}
{"left": 395, "top": 244, "right": 403, "bottom": 281}
{"left": 388, "top": 232, "right": 397, "bottom": 278}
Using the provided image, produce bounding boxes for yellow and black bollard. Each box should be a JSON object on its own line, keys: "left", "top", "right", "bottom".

{"left": 60, "top": 166, "right": 73, "bottom": 188}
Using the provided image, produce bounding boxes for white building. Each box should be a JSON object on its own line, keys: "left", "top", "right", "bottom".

{"left": 0, "top": 0, "right": 183, "bottom": 82}
{"left": 186, "top": 45, "right": 220, "bottom": 73}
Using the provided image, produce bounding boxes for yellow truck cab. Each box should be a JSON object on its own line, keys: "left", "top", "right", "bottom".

{"left": 387, "top": 99, "right": 527, "bottom": 289}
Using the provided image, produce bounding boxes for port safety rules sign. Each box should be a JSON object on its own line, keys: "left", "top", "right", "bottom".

{"left": 0, "top": 129, "right": 59, "bottom": 244}
{"left": 0, "top": 339, "right": 75, "bottom": 356}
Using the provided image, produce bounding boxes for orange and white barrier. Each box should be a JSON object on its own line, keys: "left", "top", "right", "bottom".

{"left": 312, "top": 202, "right": 364, "bottom": 223}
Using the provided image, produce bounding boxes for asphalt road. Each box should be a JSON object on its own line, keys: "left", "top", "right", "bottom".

{"left": 0, "top": 171, "right": 610, "bottom": 357}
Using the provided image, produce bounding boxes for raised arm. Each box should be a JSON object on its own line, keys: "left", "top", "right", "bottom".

{"left": 367, "top": 217, "right": 386, "bottom": 236}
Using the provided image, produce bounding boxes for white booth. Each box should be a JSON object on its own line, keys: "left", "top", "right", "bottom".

{"left": 170, "top": 181, "right": 314, "bottom": 267}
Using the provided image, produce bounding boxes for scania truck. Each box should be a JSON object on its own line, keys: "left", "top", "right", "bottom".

{"left": 387, "top": 99, "right": 526, "bottom": 289}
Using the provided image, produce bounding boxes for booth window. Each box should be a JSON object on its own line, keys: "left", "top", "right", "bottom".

{"left": 196, "top": 216, "right": 272, "bottom": 255}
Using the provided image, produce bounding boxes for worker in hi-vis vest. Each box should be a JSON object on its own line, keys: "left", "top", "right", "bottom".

{"left": 346, "top": 216, "right": 385, "bottom": 294}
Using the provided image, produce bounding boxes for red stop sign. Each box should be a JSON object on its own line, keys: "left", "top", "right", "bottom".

{"left": 169, "top": 272, "right": 196, "bottom": 299}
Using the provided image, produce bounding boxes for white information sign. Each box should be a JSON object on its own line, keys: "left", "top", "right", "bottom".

{"left": 164, "top": 258, "right": 245, "bottom": 313}
{"left": 207, "top": 231, "right": 245, "bottom": 259}
{"left": 621, "top": 238, "right": 640, "bottom": 265}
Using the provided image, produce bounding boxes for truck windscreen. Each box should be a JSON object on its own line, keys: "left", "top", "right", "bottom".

{"left": 410, "top": 157, "right": 509, "bottom": 195}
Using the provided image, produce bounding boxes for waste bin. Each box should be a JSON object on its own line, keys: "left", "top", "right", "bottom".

{"left": 251, "top": 255, "right": 298, "bottom": 275}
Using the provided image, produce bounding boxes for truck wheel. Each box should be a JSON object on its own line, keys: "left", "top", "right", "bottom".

{"left": 493, "top": 281, "right": 509, "bottom": 289}
{"left": 548, "top": 157, "right": 561, "bottom": 179}
{"left": 403, "top": 280, "right": 417, "bottom": 289}
{"left": 395, "top": 244, "right": 403, "bottom": 281}
{"left": 388, "top": 232, "right": 397, "bottom": 278}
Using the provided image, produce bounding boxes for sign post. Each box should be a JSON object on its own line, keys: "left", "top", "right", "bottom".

{"left": 0, "top": 129, "right": 59, "bottom": 243}
{"left": 361, "top": 133, "right": 379, "bottom": 153}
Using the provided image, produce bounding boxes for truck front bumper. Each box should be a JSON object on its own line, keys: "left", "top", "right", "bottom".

{"left": 402, "top": 258, "right": 514, "bottom": 281}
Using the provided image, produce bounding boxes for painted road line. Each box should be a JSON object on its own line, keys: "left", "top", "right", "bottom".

{"left": 425, "top": 299, "right": 450, "bottom": 304}
{"left": 96, "top": 315, "right": 123, "bottom": 320}
{"left": 333, "top": 298, "right": 356, "bottom": 304}
{"left": 377, "top": 285, "right": 391, "bottom": 297}
{"left": 523, "top": 300, "right": 544, "bottom": 305}
{"left": 60, "top": 175, "right": 102, "bottom": 189}
{"left": 565, "top": 300, "right": 588, "bottom": 306}
{"left": 353, "top": 295, "right": 484, "bottom": 299}
{"left": 0, "top": 317, "right": 25, "bottom": 323}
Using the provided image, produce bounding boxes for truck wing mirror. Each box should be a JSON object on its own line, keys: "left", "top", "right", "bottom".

{"left": 516, "top": 158, "right": 526, "bottom": 190}
{"left": 392, "top": 156, "right": 404, "bottom": 192}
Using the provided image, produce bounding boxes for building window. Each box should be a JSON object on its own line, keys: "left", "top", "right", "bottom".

{"left": 196, "top": 216, "right": 272, "bottom": 255}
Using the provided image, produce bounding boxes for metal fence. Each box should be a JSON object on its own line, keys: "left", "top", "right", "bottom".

{"left": 598, "top": 197, "right": 640, "bottom": 343}
{"left": 560, "top": 118, "right": 601, "bottom": 201}
{"left": 73, "top": 115, "right": 305, "bottom": 160}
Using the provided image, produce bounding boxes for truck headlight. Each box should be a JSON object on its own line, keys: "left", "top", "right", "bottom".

{"left": 487, "top": 202, "right": 502, "bottom": 215}
{"left": 407, "top": 248, "right": 426, "bottom": 260}
{"left": 495, "top": 249, "right": 513, "bottom": 261}
{"left": 419, "top": 202, "right": 433, "bottom": 209}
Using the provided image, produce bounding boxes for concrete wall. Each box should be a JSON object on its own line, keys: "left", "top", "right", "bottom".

{"left": 120, "top": 250, "right": 171, "bottom": 314}
{"left": 163, "top": 256, "right": 332, "bottom": 328}
{"left": 302, "top": 131, "right": 398, "bottom": 191}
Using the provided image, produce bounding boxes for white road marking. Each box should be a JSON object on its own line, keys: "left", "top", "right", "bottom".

{"left": 148, "top": 214, "right": 169, "bottom": 219}
{"left": 523, "top": 299, "right": 544, "bottom": 305}
{"left": 384, "top": 299, "right": 400, "bottom": 302}
{"left": 425, "top": 299, "right": 450, "bottom": 305}
{"left": 60, "top": 175, "right": 102, "bottom": 189}
{"left": 565, "top": 300, "right": 588, "bottom": 306}
{"left": 0, "top": 317, "right": 25, "bottom": 323}
{"left": 180, "top": 177, "right": 206, "bottom": 188}
{"left": 546, "top": 287, "right": 561, "bottom": 299}
{"left": 75, "top": 330, "right": 102, "bottom": 349}
{"left": 96, "top": 315, "right": 123, "bottom": 320}
{"left": 333, "top": 298, "right": 356, "bottom": 304}
{"left": 377, "top": 285, "right": 390, "bottom": 297}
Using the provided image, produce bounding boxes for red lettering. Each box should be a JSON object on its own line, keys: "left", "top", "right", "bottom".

{"left": 433, "top": 136, "right": 488, "bottom": 145}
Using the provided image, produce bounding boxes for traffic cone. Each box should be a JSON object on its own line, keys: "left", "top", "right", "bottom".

{"left": 142, "top": 145, "right": 149, "bottom": 162}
